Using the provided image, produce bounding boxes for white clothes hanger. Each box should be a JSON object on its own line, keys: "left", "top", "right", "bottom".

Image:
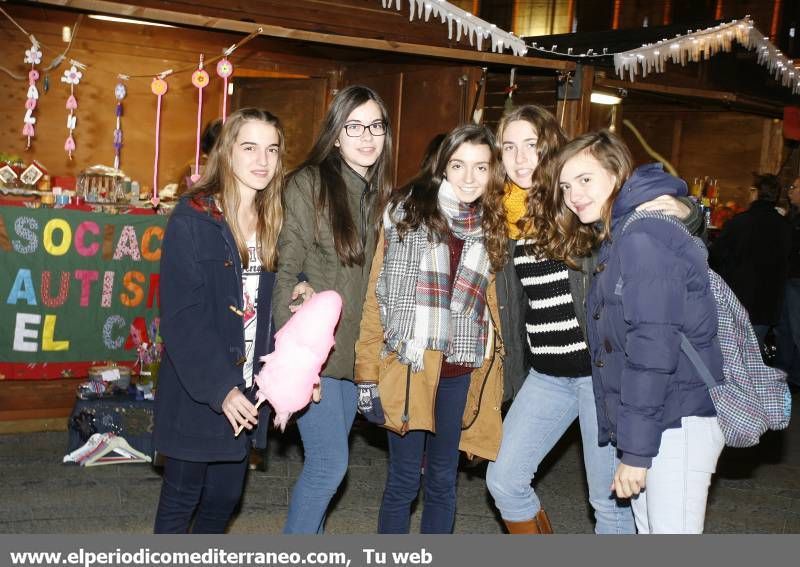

{"left": 64, "top": 433, "right": 152, "bottom": 466}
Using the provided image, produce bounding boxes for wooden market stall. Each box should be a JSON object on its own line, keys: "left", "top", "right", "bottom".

{"left": 0, "top": 0, "right": 577, "bottom": 431}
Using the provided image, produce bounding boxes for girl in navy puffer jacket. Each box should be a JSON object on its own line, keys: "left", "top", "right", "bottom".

{"left": 552, "top": 130, "right": 725, "bottom": 534}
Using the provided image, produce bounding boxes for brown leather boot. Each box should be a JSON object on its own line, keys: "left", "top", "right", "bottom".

{"left": 503, "top": 510, "right": 554, "bottom": 534}
{"left": 534, "top": 509, "right": 553, "bottom": 534}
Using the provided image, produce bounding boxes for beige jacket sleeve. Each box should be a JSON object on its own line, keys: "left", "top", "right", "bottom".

{"left": 354, "top": 230, "right": 386, "bottom": 383}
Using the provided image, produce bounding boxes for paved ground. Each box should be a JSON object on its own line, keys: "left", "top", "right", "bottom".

{"left": 1, "top": 391, "right": 799, "bottom": 534}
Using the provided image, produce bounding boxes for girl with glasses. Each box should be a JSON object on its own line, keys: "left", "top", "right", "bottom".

{"left": 272, "top": 85, "right": 394, "bottom": 533}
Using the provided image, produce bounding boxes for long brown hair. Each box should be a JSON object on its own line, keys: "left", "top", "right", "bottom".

{"left": 296, "top": 85, "right": 394, "bottom": 267}
{"left": 188, "top": 108, "right": 285, "bottom": 271}
{"left": 549, "top": 130, "right": 634, "bottom": 262}
{"left": 387, "top": 124, "right": 508, "bottom": 272}
{"left": 498, "top": 105, "right": 572, "bottom": 264}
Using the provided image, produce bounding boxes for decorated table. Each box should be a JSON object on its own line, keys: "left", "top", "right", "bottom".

{"left": 0, "top": 199, "right": 167, "bottom": 381}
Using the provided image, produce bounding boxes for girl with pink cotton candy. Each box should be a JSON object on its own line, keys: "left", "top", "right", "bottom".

{"left": 153, "top": 108, "right": 307, "bottom": 534}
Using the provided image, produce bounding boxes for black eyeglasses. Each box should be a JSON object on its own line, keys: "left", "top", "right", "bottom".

{"left": 343, "top": 121, "right": 387, "bottom": 137}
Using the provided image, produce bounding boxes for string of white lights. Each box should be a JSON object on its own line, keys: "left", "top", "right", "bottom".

{"left": 613, "top": 17, "right": 800, "bottom": 94}
{"left": 379, "top": 0, "right": 528, "bottom": 56}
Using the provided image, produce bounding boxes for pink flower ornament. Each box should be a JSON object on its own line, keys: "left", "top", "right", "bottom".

{"left": 191, "top": 69, "right": 210, "bottom": 89}
{"left": 61, "top": 66, "right": 83, "bottom": 85}
{"left": 217, "top": 58, "right": 233, "bottom": 78}
{"left": 24, "top": 47, "right": 42, "bottom": 65}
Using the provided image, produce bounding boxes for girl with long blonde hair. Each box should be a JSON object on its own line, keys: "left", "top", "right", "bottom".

{"left": 154, "top": 108, "right": 296, "bottom": 533}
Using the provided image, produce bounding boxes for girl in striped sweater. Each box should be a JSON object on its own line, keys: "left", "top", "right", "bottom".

{"left": 486, "top": 107, "right": 701, "bottom": 534}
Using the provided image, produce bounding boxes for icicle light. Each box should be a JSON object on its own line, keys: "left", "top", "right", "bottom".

{"left": 379, "top": 0, "right": 527, "bottom": 56}
{"left": 613, "top": 17, "right": 800, "bottom": 94}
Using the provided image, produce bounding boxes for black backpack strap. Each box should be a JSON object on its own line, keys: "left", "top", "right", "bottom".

{"left": 678, "top": 334, "right": 717, "bottom": 390}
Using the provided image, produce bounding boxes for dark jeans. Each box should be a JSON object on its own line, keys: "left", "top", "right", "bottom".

{"left": 378, "top": 373, "right": 470, "bottom": 534}
{"left": 154, "top": 455, "right": 248, "bottom": 533}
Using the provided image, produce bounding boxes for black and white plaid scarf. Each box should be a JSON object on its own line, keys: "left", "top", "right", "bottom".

{"left": 376, "top": 180, "right": 490, "bottom": 372}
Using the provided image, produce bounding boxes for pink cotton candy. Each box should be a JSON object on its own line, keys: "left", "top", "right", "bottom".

{"left": 253, "top": 290, "right": 342, "bottom": 431}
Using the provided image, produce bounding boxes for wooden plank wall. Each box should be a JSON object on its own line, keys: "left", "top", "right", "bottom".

{"left": 591, "top": 95, "right": 785, "bottom": 206}
{"left": 0, "top": 4, "right": 339, "bottom": 188}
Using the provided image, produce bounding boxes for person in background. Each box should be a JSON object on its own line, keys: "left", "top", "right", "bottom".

{"left": 176, "top": 119, "right": 223, "bottom": 196}
{"left": 776, "top": 179, "right": 800, "bottom": 388}
{"left": 272, "top": 85, "right": 394, "bottom": 534}
{"left": 710, "top": 173, "right": 792, "bottom": 349}
{"left": 153, "top": 108, "right": 289, "bottom": 533}
{"left": 485, "top": 106, "right": 702, "bottom": 534}
{"left": 354, "top": 123, "right": 506, "bottom": 534}
{"left": 555, "top": 130, "right": 725, "bottom": 533}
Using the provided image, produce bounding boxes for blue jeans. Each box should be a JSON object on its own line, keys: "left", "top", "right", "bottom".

{"left": 154, "top": 455, "right": 249, "bottom": 533}
{"left": 284, "top": 377, "right": 357, "bottom": 534}
{"left": 776, "top": 279, "right": 800, "bottom": 385}
{"left": 378, "top": 374, "right": 471, "bottom": 534}
{"left": 486, "top": 369, "right": 634, "bottom": 534}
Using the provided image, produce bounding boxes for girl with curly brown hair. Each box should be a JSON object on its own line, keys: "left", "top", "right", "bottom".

{"left": 485, "top": 106, "right": 701, "bottom": 534}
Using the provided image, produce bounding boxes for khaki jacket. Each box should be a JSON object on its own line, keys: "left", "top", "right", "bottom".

{"left": 354, "top": 233, "right": 505, "bottom": 461}
{"left": 273, "top": 163, "right": 377, "bottom": 380}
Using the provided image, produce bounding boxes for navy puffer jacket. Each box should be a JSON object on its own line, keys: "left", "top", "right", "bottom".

{"left": 587, "top": 164, "right": 722, "bottom": 468}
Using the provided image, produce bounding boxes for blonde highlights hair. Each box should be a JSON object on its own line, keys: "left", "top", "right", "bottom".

{"left": 188, "top": 108, "right": 285, "bottom": 271}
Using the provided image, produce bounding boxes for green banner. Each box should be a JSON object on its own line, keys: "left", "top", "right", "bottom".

{"left": 0, "top": 206, "right": 165, "bottom": 363}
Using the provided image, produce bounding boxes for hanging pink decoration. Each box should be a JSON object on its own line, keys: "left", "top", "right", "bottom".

{"left": 150, "top": 76, "right": 169, "bottom": 208}
{"left": 191, "top": 55, "right": 210, "bottom": 185}
{"left": 61, "top": 63, "right": 83, "bottom": 159}
{"left": 113, "top": 80, "right": 127, "bottom": 170}
{"left": 216, "top": 57, "right": 233, "bottom": 124}
{"left": 22, "top": 41, "right": 41, "bottom": 148}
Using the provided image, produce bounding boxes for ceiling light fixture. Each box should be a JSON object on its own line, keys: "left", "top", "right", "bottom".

{"left": 88, "top": 15, "right": 176, "bottom": 28}
{"left": 590, "top": 92, "right": 623, "bottom": 105}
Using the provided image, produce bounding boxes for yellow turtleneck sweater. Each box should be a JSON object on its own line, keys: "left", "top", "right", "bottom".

{"left": 503, "top": 181, "right": 528, "bottom": 240}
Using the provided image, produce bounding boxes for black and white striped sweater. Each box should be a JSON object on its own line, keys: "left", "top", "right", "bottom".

{"left": 514, "top": 240, "right": 592, "bottom": 377}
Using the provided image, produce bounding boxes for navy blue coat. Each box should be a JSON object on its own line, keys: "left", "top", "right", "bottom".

{"left": 154, "top": 196, "right": 275, "bottom": 462}
{"left": 587, "top": 164, "right": 722, "bottom": 468}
